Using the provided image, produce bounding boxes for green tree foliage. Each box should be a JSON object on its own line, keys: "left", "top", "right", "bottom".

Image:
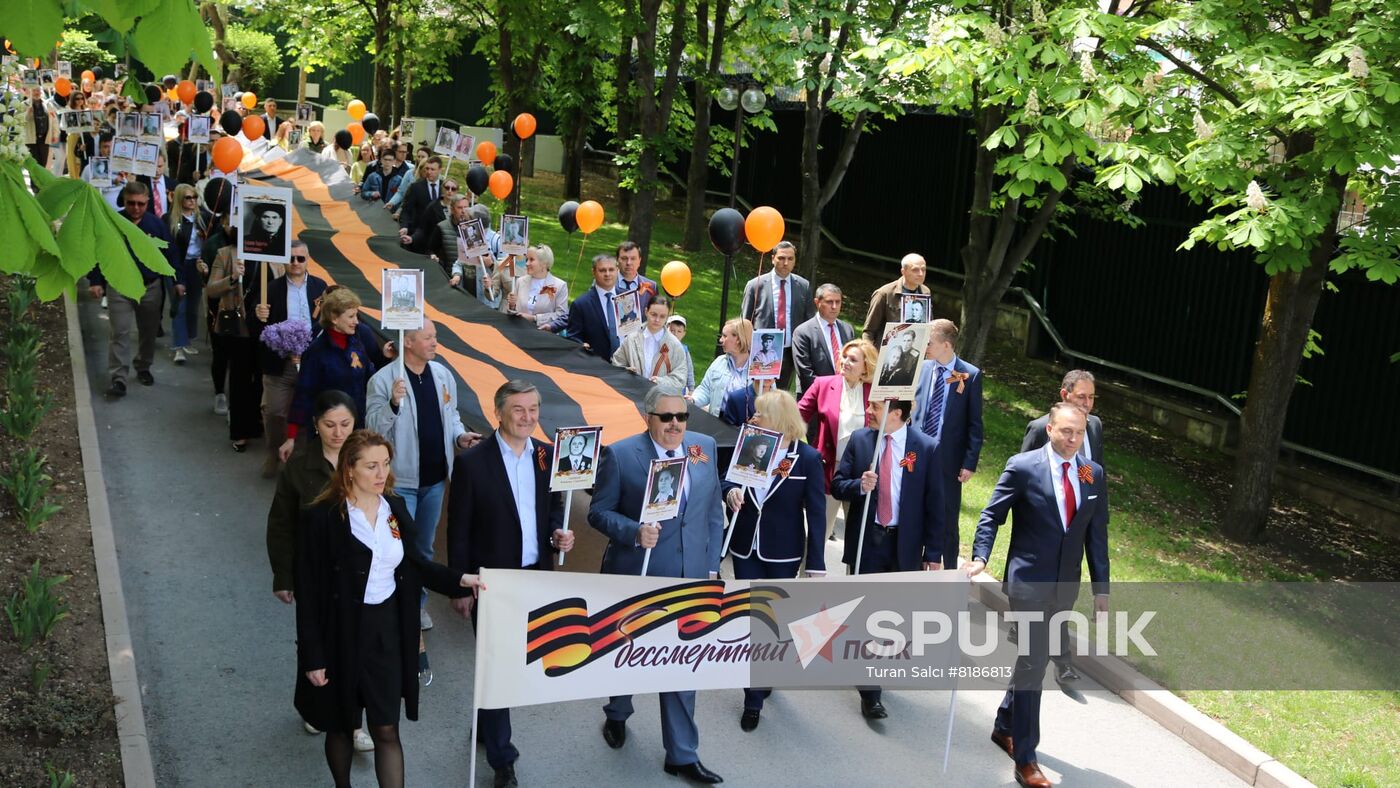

{"left": 56, "top": 31, "right": 117, "bottom": 75}
{"left": 223, "top": 24, "right": 283, "bottom": 96}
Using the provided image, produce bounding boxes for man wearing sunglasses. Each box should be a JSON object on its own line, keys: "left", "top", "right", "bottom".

{"left": 587, "top": 384, "right": 725, "bottom": 785}
{"left": 88, "top": 180, "right": 178, "bottom": 398}
{"left": 248, "top": 239, "right": 327, "bottom": 477}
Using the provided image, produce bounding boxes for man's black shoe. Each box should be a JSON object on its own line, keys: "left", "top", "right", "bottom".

{"left": 739, "top": 709, "right": 760, "bottom": 732}
{"left": 105, "top": 380, "right": 127, "bottom": 398}
{"left": 663, "top": 761, "right": 723, "bottom": 783}
{"left": 861, "top": 699, "right": 888, "bottom": 720}
{"left": 602, "top": 719, "right": 626, "bottom": 749}
{"left": 493, "top": 763, "right": 518, "bottom": 788}
{"left": 137, "top": 370, "right": 154, "bottom": 386}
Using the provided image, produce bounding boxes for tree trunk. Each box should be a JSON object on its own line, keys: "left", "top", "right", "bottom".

{"left": 681, "top": 0, "right": 730, "bottom": 251}
{"left": 403, "top": 68, "right": 412, "bottom": 118}
{"left": 798, "top": 93, "right": 824, "bottom": 280}
{"left": 371, "top": 0, "right": 391, "bottom": 118}
{"left": 958, "top": 277, "right": 1002, "bottom": 367}
{"left": 201, "top": 3, "right": 233, "bottom": 83}
{"left": 391, "top": 42, "right": 404, "bottom": 129}
{"left": 625, "top": 0, "right": 687, "bottom": 270}
{"left": 1222, "top": 184, "right": 1341, "bottom": 541}
{"left": 296, "top": 66, "right": 307, "bottom": 105}
{"left": 563, "top": 107, "right": 585, "bottom": 198}
{"left": 614, "top": 35, "right": 635, "bottom": 224}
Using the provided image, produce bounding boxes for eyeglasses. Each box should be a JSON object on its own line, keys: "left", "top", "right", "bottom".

{"left": 649, "top": 412, "right": 690, "bottom": 423}
{"left": 291, "top": 255, "right": 308, "bottom": 263}
{"left": 182, "top": 195, "right": 197, "bottom": 200}
{"left": 126, "top": 200, "right": 149, "bottom": 207}
{"left": 443, "top": 185, "right": 458, "bottom": 192}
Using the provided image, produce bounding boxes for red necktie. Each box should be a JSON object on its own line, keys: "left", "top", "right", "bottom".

{"left": 1060, "top": 462, "right": 1076, "bottom": 531}
{"left": 153, "top": 183, "right": 164, "bottom": 218}
{"left": 877, "top": 435, "right": 894, "bottom": 525}
{"left": 828, "top": 322, "right": 841, "bottom": 366}
{"left": 776, "top": 278, "right": 787, "bottom": 332}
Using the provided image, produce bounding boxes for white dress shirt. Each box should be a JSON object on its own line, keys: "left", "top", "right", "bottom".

{"left": 643, "top": 328, "right": 665, "bottom": 376}
{"left": 1046, "top": 443, "right": 1083, "bottom": 531}
{"left": 347, "top": 497, "right": 403, "bottom": 604}
{"left": 836, "top": 379, "right": 866, "bottom": 462}
{"left": 878, "top": 424, "right": 908, "bottom": 527}
{"left": 497, "top": 432, "right": 539, "bottom": 567}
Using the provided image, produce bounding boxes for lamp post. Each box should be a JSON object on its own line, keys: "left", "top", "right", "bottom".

{"left": 715, "top": 82, "right": 766, "bottom": 354}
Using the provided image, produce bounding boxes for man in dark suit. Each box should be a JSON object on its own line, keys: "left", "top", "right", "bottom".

{"left": 911, "top": 319, "right": 984, "bottom": 568}
{"left": 615, "top": 241, "right": 657, "bottom": 312}
{"left": 248, "top": 239, "right": 328, "bottom": 477}
{"left": 877, "top": 328, "right": 920, "bottom": 387}
{"left": 259, "top": 99, "right": 277, "bottom": 142}
{"left": 448, "top": 380, "right": 573, "bottom": 788}
{"left": 587, "top": 385, "right": 724, "bottom": 785}
{"left": 740, "top": 241, "right": 814, "bottom": 390}
{"left": 791, "top": 283, "right": 855, "bottom": 397}
{"left": 401, "top": 176, "right": 455, "bottom": 253}
{"left": 1021, "top": 369, "right": 1103, "bottom": 468}
{"left": 966, "top": 402, "right": 1109, "bottom": 788}
{"left": 396, "top": 155, "right": 444, "bottom": 241}
{"left": 556, "top": 434, "right": 593, "bottom": 473}
{"left": 832, "top": 397, "right": 944, "bottom": 719}
{"left": 565, "top": 254, "right": 622, "bottom": 358}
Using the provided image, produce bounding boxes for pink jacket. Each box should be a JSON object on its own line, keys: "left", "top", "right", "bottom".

{"left": 797, "top": 374, "right": 871, "bottom": 492}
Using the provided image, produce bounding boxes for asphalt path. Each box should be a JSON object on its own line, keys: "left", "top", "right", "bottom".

{"left": 78, "top": 295, "right": 1245, "bottom": 787}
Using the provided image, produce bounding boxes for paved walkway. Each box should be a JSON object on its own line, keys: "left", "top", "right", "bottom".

{"left": 78, "top": 297, "right": 1246, "bottom": 786}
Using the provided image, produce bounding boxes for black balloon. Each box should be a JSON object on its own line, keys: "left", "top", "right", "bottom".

{"left": 708, "top": 208, "right": 745, "bottom": 255}
{"left": 91, "top": 66, "right": 104, "bottom": 80}
{"left": 465, "top": 164, "right": 489, "bottom": 196}
{"left": 334, "top": 129, "right": 353, "bottom": 150}
{"left": 219, "top": 111, "right": 243, "bottom": 136}
{"left": 492, "top": 153, "right": 513, "bottom": 174}
{"left": 193, "top": 90, "right": 215, "bottom": 113}
{"left": 557, "top": 201, "right": 579, "bottom": 234}
{"left": 360, "top": 112, "right": 380, "bottom": 135}
{"left": 203, "top": 177, "right": 233, "bottom": 215}
{"left": 144, "top": 83, "right": 162, "bottom": 104}
{"left": 162, "top": 74, "right": 178, "bottom": 89}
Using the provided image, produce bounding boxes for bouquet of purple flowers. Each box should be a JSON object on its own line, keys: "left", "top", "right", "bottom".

{"left": 260, "top": 320, "right": 313, "bottom": 366}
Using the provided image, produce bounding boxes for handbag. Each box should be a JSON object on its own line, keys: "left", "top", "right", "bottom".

{"left": 215, "top": 304, "right": 245, "bottom": 336}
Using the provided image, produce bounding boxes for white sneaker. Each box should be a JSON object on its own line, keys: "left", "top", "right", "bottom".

{"left": 182, "top": 345, "right": 200, "bottom": 356}
{"left": 173, "top": 348, "right": 188, "bottom": 365}
{"left": 420, "top": 609, "right": 433, "bottom": 631}
{"left": 213, "top": 393, "right": 228, "bottom": 415}
{"left": 353, "top": 727, "right": 374, "bottom": 752}
{"left": 303, "top": 721, "right": 320, "bottom": 734}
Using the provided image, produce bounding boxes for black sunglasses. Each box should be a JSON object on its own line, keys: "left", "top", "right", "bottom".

{"left": 649, "top": 412, "right": 689, "bottom": 423}
{"left": 291, "top": 255, "right": 308, "bottom": 263}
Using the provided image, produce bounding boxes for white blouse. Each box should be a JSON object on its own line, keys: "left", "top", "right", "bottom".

{"left": 836, "top": 378, "right": 866, "bottom": 462}
{"left": 347, "top": 497, "right": 404, "bottom": 604}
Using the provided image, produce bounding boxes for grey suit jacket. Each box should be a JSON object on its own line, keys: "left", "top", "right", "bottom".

{"left": 1021, "top": 413, "right": 1105, "bottom": 470}
{"left": 791, "top": 315, "right": 855, "bottom": 395}
{"left": 740, "top": 272, "right": 815, "bottom": 338}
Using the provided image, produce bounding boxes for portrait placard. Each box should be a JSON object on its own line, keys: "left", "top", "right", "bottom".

{"left": 88, "top": 157, "right": 111, "bottom": 188}
{"left": 380, "top": 268, "right": 426, "bottom": 331}
{"left": 457, "top": 218, "right": 488, "bottom": 261}
{"left": 288, "top": 127, "right": 303, "bottom": 147}
{"left": 748, "top": 329, "right": 784, "bottom": 380}
{"left": 433, "top": 127, "right": 459, "bottom": 158}
{"left": 870, "top": 322, "right": 931, "bottom": 401}
{"left": 499, "top": 214, "right": 528, "bottom": 256}
{"left": 114, "top": 64, "right": 127, "bottom": 80}
{"left": 39, "top": 70, "right": 54, "bottom": 89}
{"left": 141, "top": 112, "right": 163, "bottom": 143}
{"left": 132, "top": 142, "right": 160, "bottom": 177}
{"left": 188, "top": 115, "right": 211, "bottom": 144}
{"left": 900, "top": 293, "right": 931, "bottom": 324}
{"left": 110, "top": 138, "right": 136, "bottom": 173}
{"left": 117, "top": 111, "right": 140, "bottom": 138}
{"left": 612, "top": 290, "right": 642, "bottom": 338}
{"left": 641, "top": 457, "right": 686, "bottom": 523}
{"left": 55, "top": 61, "right": 71, "bottom": 79}
{"left": 20, "top": 69, "right": 39, "bottom": 88}
{"left": 725, "top": 425, "right": 783, "bottom": 489}
{"left": 550, "top": 426, "right": 603, "bottom": 492}
{"left": 454, "top": 132, "right": 476, "bottom": 161}
{"left": 196, "top": 79, "right": 213, "bottom": 94}
{"left": 295, "top": 103, "right": 313, "bottom": 124}
{"left": 399, "top": 118, "right": 416, "bottom": 142}
{"left": 237, "top": 184, "right": 293, "bottom": 264}
{"left": 221, "top": 83, "right": 239, "bottom": 98}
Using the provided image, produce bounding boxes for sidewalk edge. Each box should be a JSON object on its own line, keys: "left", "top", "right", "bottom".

{"left": 64, "top": 292, "right": 156, "bottom": 787}
{"left": 967, "top": 574, "right": 1315, "bottom": 787}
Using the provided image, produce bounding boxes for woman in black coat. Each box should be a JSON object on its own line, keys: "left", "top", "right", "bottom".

{"left": 295, "top": 430, "right": 481, "bottom": 788}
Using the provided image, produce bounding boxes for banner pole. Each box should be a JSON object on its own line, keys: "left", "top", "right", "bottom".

{"left": 259, "top": 255, "right": 268, "bottom": 309}
{"left": 943, "top": 686, "right": 958, "bottom": 772}
{"left": 719, "top": 502, "right": 742, "bottom": 558}
{"left": 557, "top": 489, "right": 573, "bottom": 566}
{"left": 398, "top": 328, "right": 405, "bottom": 381}
{"left": 853, "top": 398, "right": 894, "bottom": 576}
{"left": 640, "top": 547, "right": 651, "bottom": 577}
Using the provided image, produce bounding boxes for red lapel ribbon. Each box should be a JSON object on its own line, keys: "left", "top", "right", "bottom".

{"left": 946, "top": 370, "right": 970, "bottom": 394}
{"left": 688, "top": 444, "right": 709, "bottom": 464}
{"left": 1077, "top": 464, "right": 1095, "bottom": 485}
{"left": 387, "top": 514, "right": 401, "bottom": 540}
{"left": 898, "top": 451, "right": 917, "bottom": 472}
{"left": 774, "top": 458, "right": 794, "bottom": 478}
{"left": 536, "top": 446, "right": 548, "bottom": 472}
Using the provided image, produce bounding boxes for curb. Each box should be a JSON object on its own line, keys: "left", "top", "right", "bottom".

{"left": 967, "top": 574, "right": 1315, "bottom": 787}
{"left": 64, "top": 293, "right": 157, "bottom": 787}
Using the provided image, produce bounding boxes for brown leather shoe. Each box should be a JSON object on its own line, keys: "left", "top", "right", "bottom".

{"left": 1015, "top": 762, "right": 1051, "bottom": 787}
{"left": 990, "top": 729, "right": 1014, "bottom": 759}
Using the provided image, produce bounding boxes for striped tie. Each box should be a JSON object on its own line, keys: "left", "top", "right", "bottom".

{"left": 921, "top": 365, "right": 946, "bottom": 438}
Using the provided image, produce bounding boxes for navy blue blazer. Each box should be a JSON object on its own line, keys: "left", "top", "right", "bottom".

{"left": 721, "top": 442, "right": 826, "bottom": 570}
{"left": 971, "top": 448, "right": 1110, "bottom": 603}
{"left": 912, "top": 356, "right": 985, "bottom": 474}
{"left": 588, "top": 431, "right": 724, "bottom": 579}
{"left": 447, "top": 434, "right": 563, "bottom": 573}
{"left": 566, "top": 285, "right": 620, "bottom": 359}
{"left": 832, "top": 425, "right": 945, "bottom": 568}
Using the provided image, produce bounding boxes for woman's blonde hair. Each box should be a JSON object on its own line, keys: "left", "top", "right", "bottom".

{"left": 723, "top": 317, "right": 754, "bottom": 355}
{"left": 530, "top": 244, "right": 554, "bottom": 271}
{"left": 166, "top": 183, "right": 203, "bottom": 235}
{"left": 313, "top": 430, "right": 398, "bottom": 509}
{"left": 754, "top": 389, "right": 805, "bottom": 443}
{"left": 319, "top": 287, "right": 362, "bottom": 330}
{"left": 842, "top": 338, "right": 878, "bottom": 383}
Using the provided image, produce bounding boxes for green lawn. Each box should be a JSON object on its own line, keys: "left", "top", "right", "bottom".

{"left": 456, "top": 165, "right": 1393, "bottom": 787}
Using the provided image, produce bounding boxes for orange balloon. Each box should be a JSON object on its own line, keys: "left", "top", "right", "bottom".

{"left": 176, "top": 79, "right": 196, "bottom": 104}
{"left": 660, "top": 261, "right": 692, "bottom": 297}
{"left": 488, "top": 170, "right": 514, "bottom": 200}
{"left": 80, "top": 69, "right": 94, "bottom": 82}
{"left": 53, "top": 77, "right": 72, "bottom": 97}
{"left": 744, "top": 206, "right": 785, "bottom": 253}
{"left": 476, "top": 140, "right": 497, "bottom": 164}
{"left": 241, "top": 91, "right": 258, "bottom": 110}
{"left": 513, "top": 113, "right": 537, "bottom": 139}
{"left": 212, "top": 137, "right": 243, "bottom": 173}
{"left": 241, "top": 115, "right": 265, "bottom": 140}
{"left": 347, "top": 122, "right": 365, "bottom": 145}
{"left": 347, "top": 99, "right": 366, "bottom": 120}
{"left": 576, "top": 200, "right": 604, "bottom": 234}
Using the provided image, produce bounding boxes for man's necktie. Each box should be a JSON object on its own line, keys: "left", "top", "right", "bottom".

{"left": 921, "top": 365, "right": 946, "bottom": 438}
{"left": 1061, "top": 462, "right": 1076, "bottom": 531}
{"left": 430, "top": 181, "right": 438, "bottom": 202}
{"left": 776, "top": 278, "right": 787, "bottom": 333}
{"left": 828, "top": 322, "right": 841, "bottom": 366}
{"left": 877, "top": 435, "right": 894, "bottom": 525}
{"left": 668, "top": 450, "right": 688, "bottom": 515}
{"left": 153, "top": 184, "right": 164, "bottom": 218}
{"left": 604, "top": 292, "right": 615, "bottom": 335}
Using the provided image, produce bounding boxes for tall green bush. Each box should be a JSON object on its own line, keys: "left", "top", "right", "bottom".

{"left": 56, "top": 31, "right": 117, "bottom": 76}
{"left": 224, "top": 25, "right": 284, "bottom": 96}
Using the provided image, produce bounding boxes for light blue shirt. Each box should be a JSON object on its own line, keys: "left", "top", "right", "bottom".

{"left": 497, "top": 432, "right": 539, "bottom": 566}
{"left": 877, "top": 425, "right": 907, "bottom": 527}
{"left": 1046, "top": 443, "right": 1082, "bottom": 531}
{"left": 286, "top": 276, "right": 311, "bottom": 326}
